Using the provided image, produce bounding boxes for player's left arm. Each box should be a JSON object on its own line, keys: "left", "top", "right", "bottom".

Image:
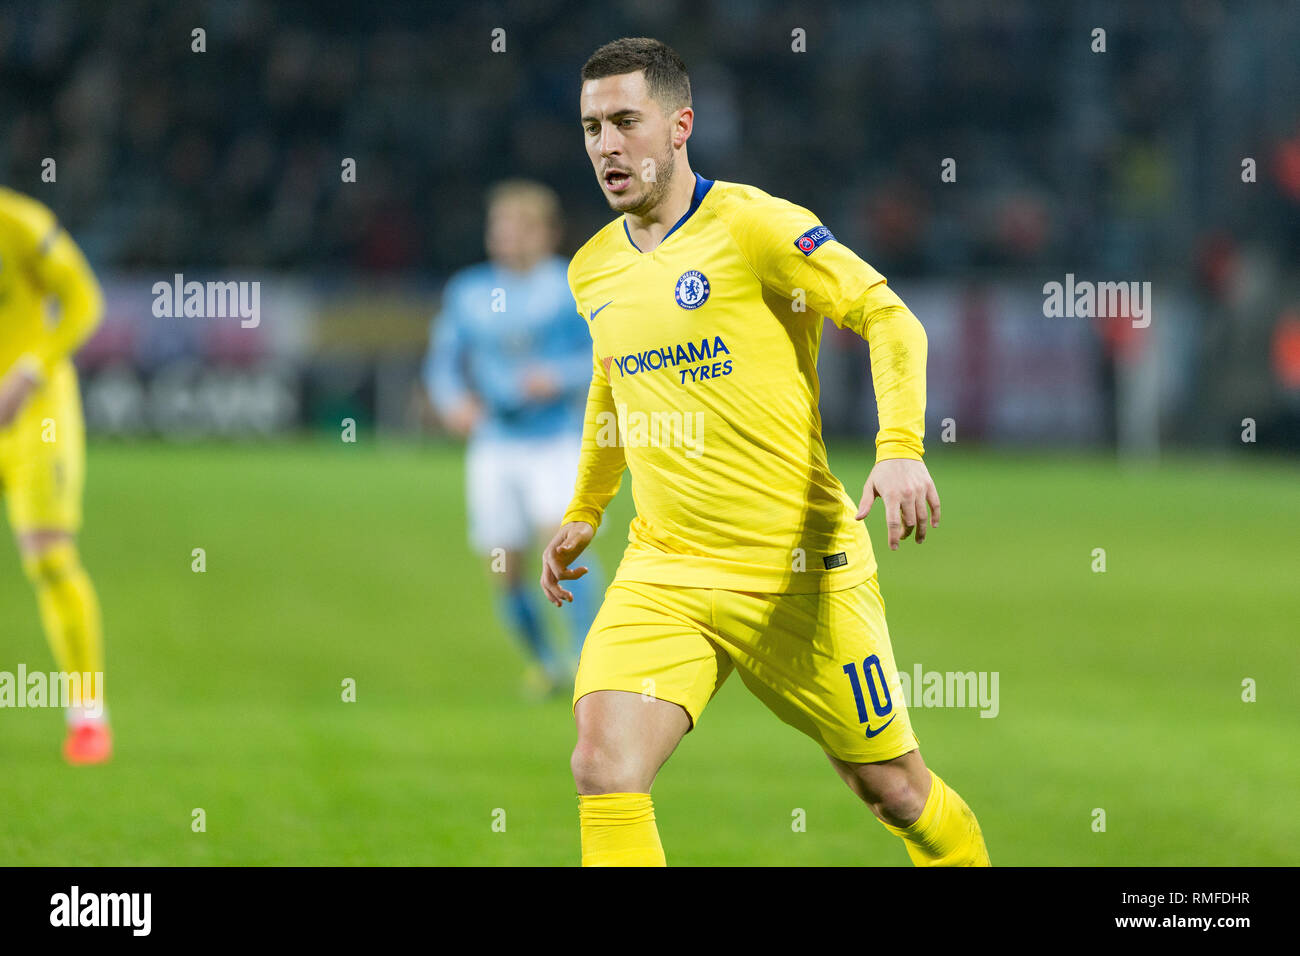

{"left": 0, "top": 212, "right": 104, "bottom": 427}
{"left": 730, "top": 198, "right": 939, "bottom": 550}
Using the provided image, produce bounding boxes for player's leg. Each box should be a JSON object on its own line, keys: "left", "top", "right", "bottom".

{"left": 571, "top": 690, "right": 688, "bottom": 866}
{"left": 823, "top": 747, "right": 932, "bottom": 826}
{"left": 18, "top": 529, "right": 106, "bottom": 715}
{"left": 570, "top": 582, "right": 730, "bottom": 866}
{"left": 6, "top": 364, "right": 110, "bottom": 764}
{"left": 814, "top": 582, "right": 990, "bottom": 865}
{"left": 825, "top": 748, "right": 990, "bottom": 866}
{"left": 713, "top": 576, "right": 989, "bottom": 865}
{"left": 572, "top": 690, "right": 691, "bottom": 794}
{"left": 526, "top": 433, "right": 604, "bottom": 666}
{"left": 465, "top": 436, "right": 560, "bottom": 690}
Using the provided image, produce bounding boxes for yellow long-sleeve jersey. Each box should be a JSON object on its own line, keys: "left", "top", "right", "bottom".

{"left": 562, "top": 173, "right": 928, "bottom": 594}
{"left": 0, "top": 187, "right": 104, "bottom": 382}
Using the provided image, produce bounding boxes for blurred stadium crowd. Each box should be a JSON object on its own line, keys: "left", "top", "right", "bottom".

{"left": 2, "top": 0, "right": 1298, "bottom": 449}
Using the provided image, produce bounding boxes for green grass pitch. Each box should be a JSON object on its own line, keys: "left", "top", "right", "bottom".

{"left": 0, "top": 439, "right": 1296, "bottom": 865}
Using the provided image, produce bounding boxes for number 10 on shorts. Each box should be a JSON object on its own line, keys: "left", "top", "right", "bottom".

{"left": 842, "top": 655, "right": 895, "bottom": 735}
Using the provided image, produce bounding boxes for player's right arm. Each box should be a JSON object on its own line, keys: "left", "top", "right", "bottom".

{"left": 0, "top": 196, "right": 104, "bottom": 427}
{"left": 541, "top": 344, "right": 625, "bottom": 606}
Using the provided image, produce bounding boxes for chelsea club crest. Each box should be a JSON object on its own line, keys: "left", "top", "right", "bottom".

{"left": 674, "top": 270, "right": 710, "bottom": 310}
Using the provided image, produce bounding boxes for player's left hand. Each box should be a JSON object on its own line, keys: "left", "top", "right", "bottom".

{"left": 0, "top": 366, "right": 40, "bottom": 429}
{"left": 856, "top": 458, "right": 941, "bottom": 550}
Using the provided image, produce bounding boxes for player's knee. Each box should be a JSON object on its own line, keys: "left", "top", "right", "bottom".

{"left": 872, "top": 782, "right": 927, "bottom": 828}
{"left": 19, "top": 535, "right": 79, "bottom": 586}
{"left": 570, "top": 739, "right": 648, "bottom": 794}
{"left": 853, "top": 767, "right": 929, "bottom": 828}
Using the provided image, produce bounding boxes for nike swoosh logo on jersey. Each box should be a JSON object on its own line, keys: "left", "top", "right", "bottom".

{"left": 590, "top": 300, "right": 613, "bottom": 320}
{"left": 863, "top": 715, "right": 896, "bottom": 738}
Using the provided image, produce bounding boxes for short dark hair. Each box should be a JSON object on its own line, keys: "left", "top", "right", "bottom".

{"left": 580, "top": 37, "right": 691, "bottom": 112}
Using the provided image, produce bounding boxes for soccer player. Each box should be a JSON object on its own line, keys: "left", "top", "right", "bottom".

{"left": 426, "top": 180, "right": 606, "bottom": 696}
{"left": 0, "top": 187, "right": 109, "bottom": 764}
{"left": 541, "top": 38, "right": 991, "bottom": 865}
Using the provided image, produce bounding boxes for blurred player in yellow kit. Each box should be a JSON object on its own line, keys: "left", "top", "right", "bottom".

{"left": 0, "top": 187, "right": 110, "bottom": 765}
{"left": 541, "top": 40, "right": 990, "bottom": 865}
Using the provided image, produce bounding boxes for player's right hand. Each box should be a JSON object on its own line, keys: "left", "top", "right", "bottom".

{"left": 540, "top": 521, "right": 595, "bottom": 607}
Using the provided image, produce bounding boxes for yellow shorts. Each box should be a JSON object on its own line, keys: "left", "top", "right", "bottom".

{"left": 0, "top": 360, "right": 86, "bottom": 533}
{"left": 573, "top": 575, "right": 920, "bottom": 763}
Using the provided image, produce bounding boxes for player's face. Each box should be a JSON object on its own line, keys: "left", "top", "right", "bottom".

{"left": 485, "top": 199, "right": 555, "bottom": 271}
{"left": 580, "top": 71, "right": 680, "bottom": 215}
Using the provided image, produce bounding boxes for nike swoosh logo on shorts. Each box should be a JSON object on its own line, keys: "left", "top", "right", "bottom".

{"left": 864, "top": 715, "right": 896, "bottom": 738}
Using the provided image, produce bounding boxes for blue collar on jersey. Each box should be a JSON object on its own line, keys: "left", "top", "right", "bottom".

{"left": 623, "top": 172, "right": 715, "bottom": 252}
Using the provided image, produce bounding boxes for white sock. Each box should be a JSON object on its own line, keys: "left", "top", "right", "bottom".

{"left": 66, "top": 702, "right": 108, "bottom": 725}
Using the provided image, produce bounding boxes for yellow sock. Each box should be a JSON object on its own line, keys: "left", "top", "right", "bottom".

{"left": 578, "top": 792, "right": 666, "bottom": 866}
{"left": 22, "top": 541, "right": 105, "bottom": 712}
{"left": 880, "top": 770, "right": 991, "bottom": 866}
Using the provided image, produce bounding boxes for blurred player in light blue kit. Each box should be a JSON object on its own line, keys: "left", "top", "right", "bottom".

{"left": 425, "top": 180, "right": 604, "bottom": 695}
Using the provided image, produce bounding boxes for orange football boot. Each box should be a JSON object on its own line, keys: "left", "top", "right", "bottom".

{"left": 63, "top": 721, "right": 113, "bottom": 765}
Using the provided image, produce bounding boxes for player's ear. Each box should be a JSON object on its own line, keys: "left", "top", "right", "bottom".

{"left": 672, "top": 106, "right": 693, "bottom": 146}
